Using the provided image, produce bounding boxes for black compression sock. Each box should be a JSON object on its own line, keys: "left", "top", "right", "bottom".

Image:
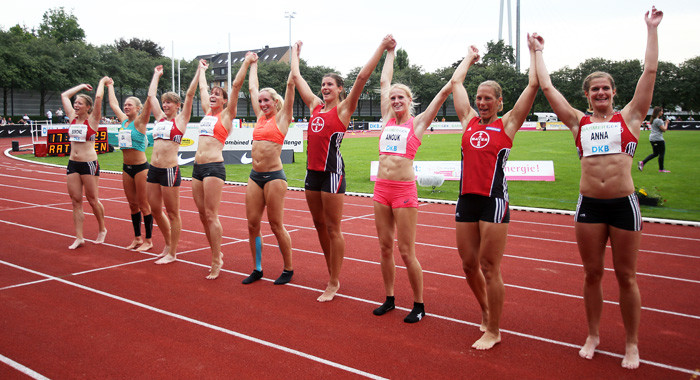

{"left": 143, "top": 214, "right": 153, "bottom": 239}
{"left": 404, "top": 302, "right": 425, "bottom": 323}
{"left": 373, "top": 296, "right": 396, "bottom": 316}
{"left": 274, "top": 270, "right": 294, "bottom": 285}
{"left": 242, "top": 269, "right": 263, "bottom": 284}
{"left": 131, "top": 212, "right": 142, "bottom": 237}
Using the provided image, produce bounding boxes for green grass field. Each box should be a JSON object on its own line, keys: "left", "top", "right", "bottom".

{"left": 21, "top": 130, "right": 700, "bottom": 221}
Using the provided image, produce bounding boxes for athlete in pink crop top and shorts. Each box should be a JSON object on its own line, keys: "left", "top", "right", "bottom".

{"left": 291, "top": 36, "right": 394, "bottom": 302}
{"left": 532, "top": 7, "right": 664, "bottom": 368}
{"left": 451, "top": 42, "right": 539, "bottom": 350}
{"left": 371, "top": 36, "right": 454, "bottom": 324}
{"left": 193, "top": 56, "right": 253, "bottom": 280}
{"left": 146, "top": 64, "right": 202, "bottom": 265}
{"left": 240, "top": 54, "right": 296, "bottom": 286}
{"left": 61, "top": 78, "right": 110, "bottom": 250}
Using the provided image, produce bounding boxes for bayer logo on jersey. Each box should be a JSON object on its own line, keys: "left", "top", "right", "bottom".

{"left": 470, "top": 131, "right": 490, "bottom": 148}
{"left": 310, "top": 117, "right": 324, "bottom": 133}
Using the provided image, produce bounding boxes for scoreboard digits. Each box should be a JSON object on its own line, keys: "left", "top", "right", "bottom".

{"left": 47, "top": 127, "right": 109, "bottom": 156}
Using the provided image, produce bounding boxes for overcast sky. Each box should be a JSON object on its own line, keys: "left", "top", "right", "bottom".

{"left": 2, "top": 1, "right": 699, "bottom": 76}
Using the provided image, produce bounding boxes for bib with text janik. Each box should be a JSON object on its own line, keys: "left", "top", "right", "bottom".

{"left": 379, "top": 126, "right": 410, "bottom": 154}
{"left": 199, "top": 115, "right": 217, "bottom": 136}
{"left": 69, "top": 125, "right": 88, "bottom": 142}
{"left": 118, "top": 129, "right": 133, "bottom": 148}
{"left": 580, "top": 122, "right": 622, "bottom": 157}
{"left": 153, "top": 120, "right": 174, "bottom": 140}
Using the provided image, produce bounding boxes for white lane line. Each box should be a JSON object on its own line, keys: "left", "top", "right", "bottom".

{"left": 0, "top": 259, "right": 386, "bottom": 380}
{"left": 0, "top": 354, "right": 50, "bottom": 380}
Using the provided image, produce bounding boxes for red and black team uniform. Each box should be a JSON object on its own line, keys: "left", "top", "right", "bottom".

{"left": 456, "top": 117, "right": 512, "bottom": 223}
{"left": 574, "top": 112, "right": 642, "bottom": 231}
{"left": 305, "top": 104, "right": 347, "bottom": 193}
{"left": 147, "top": 118, "right": 184, "bottom": 187}
{"left": 67, "top": 118, "right": 100, "bottom": 176}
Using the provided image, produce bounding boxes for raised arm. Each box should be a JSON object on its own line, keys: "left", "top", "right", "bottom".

{"left": 532, "top": 33, "right": 583, "bottom": 131}
{"left": 198, "top": 59, "right": 211, "bottom": 115}
{"left": 413, "top": 81, "right": 453, "bottom": 138}
{"left": 176, "top": 63, "right": 202, "bottom": 126}
{"left": 622, "top": 7, "right": 663, "bottom": 129}
{"left": 502, "top": 35, "right": 540, "bottom": 139}
{"left": 379, "top": 44, "right": 396, "bottom": 121}
{"left": 61, "top": 83, "right": 92, "bottom": 122}
{"left": 88, "top": 77, "right": 108, "bottom": 131}
{"left": 338, "top": 34, "right": 395, "bottom": 122}
{"left": 451, "top": 45, "right": 480, "bottom": 130}
{"left": 290, "top": 41, "right": 322, "bottom": 111}
{"left": 248, "top": 56, "right": 262, "bottom": 117}
{"left": 105, "top": 78, "right": 127, "bottom": 122}
{"left": 149, "top": 65, "right": 166, "bottom": 121}
{"left": 277, "top": 71, "right": 296, "bottom": 136}
{"left": 134, "top": 70, "right": 159, "bottom": 129}
{"left": 227, "top": 52, "right": 255, "bottom": 120}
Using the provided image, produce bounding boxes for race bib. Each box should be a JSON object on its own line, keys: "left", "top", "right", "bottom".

{"left": 379, "top": 126, "right": 410, "bottom": 154}
{"left": 199, "top": 116, "right": 217, "bottom": 136}
{"left": 153, "top": 120, "right": 174, "bottom": 140}
{"left": 69, "top": 125, "right": 88, "bottom": 142}
{"left": 118, "top": 129, "right": 133, "bottom": 148}
{"left": 580, "top": 122, "right": 622, "bottom": 157}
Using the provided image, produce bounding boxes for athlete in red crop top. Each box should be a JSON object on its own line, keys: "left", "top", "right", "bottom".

{"left": 242, "top": 53, "right": 296, "bottom": 285}
{"left": 291, "top": 37, "right": 394, "bottom": 302}
{"left": 60, "top": 78, "right": 109, "bottom": 250}
{"left": 532, "top": 9, "right": 663, "bottom": 368}
{"left": 146, "top": 63, "right": 201, "bottom": 265}
{"left": 452, "top": 42, "right": 539, "bottom": 350}
{"left": 371, "top": 38, "right": 455, "bottom": 323}
{"left": 192, "top": 56, "right": 253, "bottom": 279}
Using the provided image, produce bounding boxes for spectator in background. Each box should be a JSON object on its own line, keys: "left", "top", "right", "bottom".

{"left": 638, "top": 106, "right": 670, "bottom": 173}
{"left": 22, "top": 114, "right": 30, "bottom": 124}
{"left": 688, "top": 115, "right": 695, "bottom": 121}
{"left": 0, "top": 117, "right": 7, "bottom": 125}
{"left": 46, "top": 110, "right": 53, "bottom": 124}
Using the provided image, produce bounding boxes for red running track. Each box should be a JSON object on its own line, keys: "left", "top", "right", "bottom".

{"left": 0, "top": 137, "right": 699, "bottom": 379}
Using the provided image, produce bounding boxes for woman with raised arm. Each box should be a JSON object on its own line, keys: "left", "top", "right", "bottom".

{"left": 451, "top": 41, "right": 539, "bottom": 350}
{"left": 194, "top": 56, "right": 253, "bottom": 280}
{"left": 291, "top": 36, "right": 394, "bottom": 302}
{"left": 532, "top": 7, "right": 663, "bottom": 369}
{"left": 371, "top": 36, "right": 453, "bottom": 323}
{"left": 242, "top": 54, "right": 296, "bottom": 285}
{"left": 61, "top": 77, "right": 109, "bottom": 249}
{"left": 106, "top": 79, "right": 153, "bottom": 251}
{"left": 147, "top": 64, "right": 201, "bottom": 265}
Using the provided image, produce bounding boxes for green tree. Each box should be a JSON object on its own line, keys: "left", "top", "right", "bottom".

{"left": 482, "top": 40, "right": 515, "bottom": 66}
{"left": 0, "top": 26, "right": 33, "bottom": 117}
{"left": 38, "top": 7, "right": 85, "bottom": 43}
{"left": 115, "top": 38, "right": 164, "bottom": 58}
{"left": 677, "top": 56, "right": 700, "bottom": 111}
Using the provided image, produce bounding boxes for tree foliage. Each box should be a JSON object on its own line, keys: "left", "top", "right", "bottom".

{"left": 38, "top": 7, "right": 85, "bottom": 44}
{"left": 115, "top": 38, "right": 164, "bottom": 58}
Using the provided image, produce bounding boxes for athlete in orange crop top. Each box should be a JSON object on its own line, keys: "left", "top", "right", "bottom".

{"left": 242, "top": 53, "right": 296, "bottom": 286}
{"left": 192, "top": 56, "right": 253, "bottom": 279}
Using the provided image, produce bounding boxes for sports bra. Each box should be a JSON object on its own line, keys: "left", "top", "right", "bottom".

{"left": 152, "top": 118, "right": 184, "bottom": 144}
{"left": 69, "top": 118, "right": 97, "bottom": 142}
{"left": 199, "top": 112, "right": 229, "bottom": 144}
{"left": 252, "top": 115, "right": 285, "bottom": 145}
{"left": 118, "top": 120, "right": 147, "bottom": 152}
{"left": 379, "top": 117, "right": 421, "bottom": 159}
{"left": 576, "top": 112, "right": 637, "bottom": 159}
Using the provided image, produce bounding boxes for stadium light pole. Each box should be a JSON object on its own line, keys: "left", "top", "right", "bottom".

{"left": 285, "top": 11, "right": 296, "bottom": 65}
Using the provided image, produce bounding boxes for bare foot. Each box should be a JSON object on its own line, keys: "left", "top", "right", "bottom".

{"left": 68, "top": 238, "right": 85, "bottom": 250}
{"left": 135, "top": 239, "right": 153, "bottom": 252}
{"left": 155, "top": 254, "right": 176, "bottom": 264}
{"left": 125, "top": 238, "right": 143, "bottom": 250}
{"left": 206, "top": 255, "right": 224, "bottom": 280}
{"left": 156, "top": 246, "right": 170, "bottom": 258}
{"left": 95, "top": 230, "right": 107, "bottom": 244}
{"left": 472, "top": 331, "right": 501, "bottom": 350}
{"left": 579, "top": 335, "right": 600, "bottom": 360}
{"left": 621, "top": 343, "right": 640, "bottom": 369}
{"left": 317, "top": 282, "right": 340, "bottom": 302}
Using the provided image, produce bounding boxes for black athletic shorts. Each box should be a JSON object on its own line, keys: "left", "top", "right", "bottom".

{"left": 455, "top": 193, "right": 510, "bottom": 223}
{"left": 575, "top": 194, "right": 642, "bottom": 231}
{"left": 304, "top": 169, "right": 346, "bottom": 194}
{"left": 193, "top": 161, "right": 226, "bottom": 181}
